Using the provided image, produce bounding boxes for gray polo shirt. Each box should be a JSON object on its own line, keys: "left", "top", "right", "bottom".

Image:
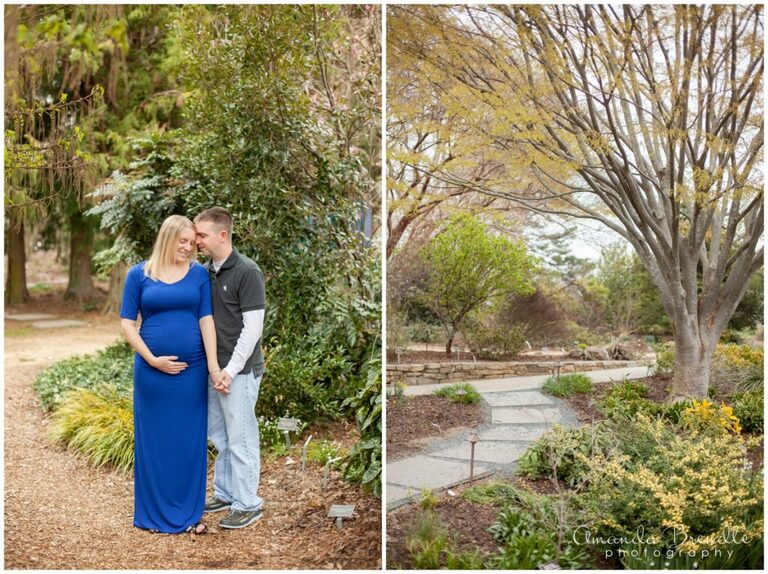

{"left": 206, "top": 249, "right": 266, "bottom": 376}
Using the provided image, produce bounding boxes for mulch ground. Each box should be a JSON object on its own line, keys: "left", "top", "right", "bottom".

{"left": 386, "top": 395, "right": 482, "bottom": 461}
{"left": 386, "top": 480, "right": 500, "bottom": 569}
{"left": 4, "top": 304, "right": 381, "bottom": 569}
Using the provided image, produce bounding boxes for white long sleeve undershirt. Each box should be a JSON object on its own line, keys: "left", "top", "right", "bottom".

{"left": 222, "top": 309, "right": 264, "bottom": 379}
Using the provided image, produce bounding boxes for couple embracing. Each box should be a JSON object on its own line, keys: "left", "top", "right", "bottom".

{"left": 120, "top": 207, "right": 265, "bottom": 534}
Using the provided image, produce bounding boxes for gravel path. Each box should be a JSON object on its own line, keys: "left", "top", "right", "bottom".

{"left": 4, "top": 312, "right": 381, "bottom": 569}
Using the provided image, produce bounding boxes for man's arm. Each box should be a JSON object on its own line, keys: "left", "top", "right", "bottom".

{"left": 221, "top": 309, "right": 264, "bottom": 381}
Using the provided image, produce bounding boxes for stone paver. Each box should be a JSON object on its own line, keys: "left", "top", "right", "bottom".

{"left": 491, "top": 406, "right": 568, "bottom": 424}
{"left": 478, "top": 424, "right": 555, "bottom": 442}
{"left": 387, "top": 455, "right": 488, "bottom": 490}
{"left": 31, "top": 319, "right": 89, "bottom": 329}
{"left": 386, "top": 485, "right": 416, "bottom": 506}
{"left": 481, "top": 390, "right": 554, "bottom": 407}
{"left": 6, "top": 313, "right": 58, "bottom": 322}
{"left": 431, "top": 441, "right": 528, "bottom": 464}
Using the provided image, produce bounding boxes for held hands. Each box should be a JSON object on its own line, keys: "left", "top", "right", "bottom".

{"left": 151, "top": 355, "right": 188, "bottom": 374}
{"left": 210, "top": 369, "right": 232, "bottom": 394}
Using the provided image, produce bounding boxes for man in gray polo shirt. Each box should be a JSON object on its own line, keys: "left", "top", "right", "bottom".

{"left": 194, "top": 207, "right": 265, "bottom": 529}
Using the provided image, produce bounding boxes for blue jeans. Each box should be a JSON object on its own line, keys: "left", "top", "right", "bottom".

{"left": 207, "top": 371, "right": 263, "bottom": 511}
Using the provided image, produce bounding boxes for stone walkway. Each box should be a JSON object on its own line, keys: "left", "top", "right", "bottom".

{"left": 6, "top": 313, "right": 88, "bottom": 329}
{"left": 386, "top": 366, "right": 650, "bottom": 510}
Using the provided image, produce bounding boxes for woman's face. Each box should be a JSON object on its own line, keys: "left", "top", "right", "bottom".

{"left": 174, "top": 227, "right": 197, "bottom": 265}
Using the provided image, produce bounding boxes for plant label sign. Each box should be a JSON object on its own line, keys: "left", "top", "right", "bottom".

{"left": 328, "top": 504, "right": 356, "bottom": 531}
{"left": 328, "top": 504, "right": 356, "bottom": 518}
{"left": 277, "top": 417, "right": 300, "bottom": 432}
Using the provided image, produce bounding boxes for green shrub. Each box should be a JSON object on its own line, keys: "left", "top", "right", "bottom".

{"left": 575, "top": 415, "right": 763, "bottom": 566}
{"left": 433, "top": 383, "right": 481, "bottom": 404}
{"left": 341, "top": 355, "right": 382, "bottom": 497}
{"left": 306, "top": 439, "right": 347, "bottom": 466}
{"left": 542, "top": 373, "right": 592, "bottom": 397}
{"left": 487, "top": 504, "right": 592, "bottom": 569}
{"left": 517, "top": 423, "right": 619, "bottom": 486}
{"left": 732, "top": 391, "right": 764, "bottom": 434}
{"left": 33, "top": 341, "right": 133, "bottom": 411}
{"left": 663, "top": 399, "right": 694, "bottom": 424}
{"left": 598, "top": 380, "right": 666, "bottom": 421}
{"left": 464, "top": 322, "right": 526, "bottom": 360}
{"left": 49, "top": 387, "right": 134, "bottom": 474}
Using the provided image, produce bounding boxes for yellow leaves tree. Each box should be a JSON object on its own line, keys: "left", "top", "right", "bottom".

{"left": 392, "top": 4, "right": 763, "bottom": 400}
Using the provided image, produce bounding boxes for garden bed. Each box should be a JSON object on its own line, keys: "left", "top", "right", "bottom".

{"left": 386, "top": 395, "right": 482, "bottom": 461}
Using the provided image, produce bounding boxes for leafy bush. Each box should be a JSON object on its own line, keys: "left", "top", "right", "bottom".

{"left": 464, "top": 322, "right": 526, "bottom": 360}
{"left": 732, "top": 391, "right": 764, "bottom": 434}
{"left": 517, "top": 423, "right": 618, "bottom": 486}
{"left": 598, "top": 380, "right": 666, "bottom": 421}
{"left": 576, "top": 415, "right": 763, "bottom": 567}
{"left": 341, "top": 355, "right": 382, "bottom": 497}
{"left": 542, "top": 373, "right": 592, "bottom": 397}
{"left": 306, "top": 439, "right": 347, "bottom": 466}
{"left": 49, "top": 387, "right": 134, "bottom": 474}
{"left": 488, "top": 506, "right": 592, "bottom": 569}
{"left": 680, "top": 400, "right": 742, "bottom": 435}
{"left": 34, "top": 341, "right": 133, "bottom": 411}
{"left": 433, "top": 383, "right": 481, "bottom": 405}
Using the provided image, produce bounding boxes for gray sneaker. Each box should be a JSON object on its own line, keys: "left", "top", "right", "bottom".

{"left": 219, "top": 508, "right": 263, "bottom": 529}
{"left": 204, "top": 496, "right": 231, "bottom": 513}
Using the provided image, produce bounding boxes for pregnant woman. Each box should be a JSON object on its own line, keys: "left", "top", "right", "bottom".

{"left": 120, "top": 214, "right": 220, "bottom": 534}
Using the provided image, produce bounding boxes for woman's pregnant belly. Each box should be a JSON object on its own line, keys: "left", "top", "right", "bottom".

{"left": 138, "top": 312, "right": 206, "bottom": 366}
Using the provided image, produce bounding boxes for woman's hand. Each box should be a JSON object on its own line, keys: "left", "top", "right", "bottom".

{"left": 150, "top": 355, "right": 188, "bottom": 374}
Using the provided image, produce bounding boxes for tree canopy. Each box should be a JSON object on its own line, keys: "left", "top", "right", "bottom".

{"left": 389, "top": 5, "right": 764, "bottom": 399}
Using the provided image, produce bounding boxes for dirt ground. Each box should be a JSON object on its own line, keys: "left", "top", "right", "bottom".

{"left": 4, "top": 293, "right": 381, "bottom": 569}
{"left": 386, "top": 395, "right": 482, "bottom": 461}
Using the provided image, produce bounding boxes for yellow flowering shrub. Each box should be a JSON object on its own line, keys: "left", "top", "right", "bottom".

{"left": 711, "top": 344, "right": 764, "bottom": 394}
{"left": 577, "top": 415, "right": 763, "bottom": 564}
{"left": 680, "top": 400, "right": 742, "bottom": 435}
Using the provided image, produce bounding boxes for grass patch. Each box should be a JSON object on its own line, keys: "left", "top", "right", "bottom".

{"left": 461, "top": 480, "right": 522, "bottom": 506}
{"left": 542, "top": 373, "right": 592, "bottom": 397}
{"left": 49, "top": 387, "right": 134, "bottom": 474}
{"left": 29, "top": 282, "right": 55, "bottom": 294}
{"left": 404, "top": 510, "right": 485, "bottom": 569}
{"left": 433, "top": 383, "right": 481, "bottom": 404}
{"left": 5, "top": 326, "right": 34, "bottom": 338}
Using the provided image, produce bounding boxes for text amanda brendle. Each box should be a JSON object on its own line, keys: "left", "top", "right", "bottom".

{"left": 572, "top": 526, "right": 754, "bottom": 561}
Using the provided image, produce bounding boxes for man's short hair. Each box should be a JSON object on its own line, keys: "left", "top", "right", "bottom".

{"left": 195, "top": 207, "right": 233, "bottom": 237}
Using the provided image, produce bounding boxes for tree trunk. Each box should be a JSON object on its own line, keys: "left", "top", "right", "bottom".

{"left": 64, "top": 210, "right": 98, "bottom": 302}
{"left": 669, "top": 328, "right": 717, "bottom": 402}
{"left": 5, "top": 209, "right": 30, "bottom": 304}
{"left": 445, "top": 337, "right": 453, "bottom": 357}
{"left": 101, "top": 261, "right": 127, "bottom": 315}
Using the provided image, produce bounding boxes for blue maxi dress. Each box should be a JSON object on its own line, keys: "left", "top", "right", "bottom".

{"left": 120, "top": 261, "right": 211, "bottom": 533}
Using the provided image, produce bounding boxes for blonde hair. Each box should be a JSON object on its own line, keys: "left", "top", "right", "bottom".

{"left": 144, "top": 215, "right": 197, "bottom": 281}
